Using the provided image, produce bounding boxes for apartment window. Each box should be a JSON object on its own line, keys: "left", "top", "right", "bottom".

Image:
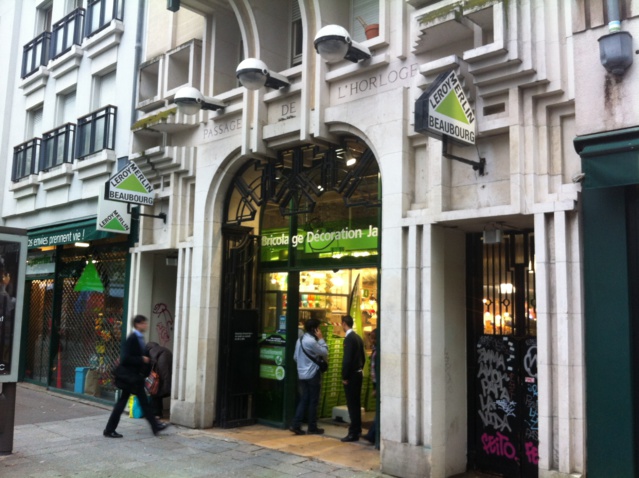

{"left": 21, "top": 33, "right": 51, "bottom": 78}
{"left": 41, "top": 124, "right": 76, "bottom": 172}
{"left": 28, "top": 107, "right": 44, "bottom": 138}
{"left": 50, "top": 8, "right": 85, "bottom": 60}
{"left": 58, "top": 91, "right": 77, "bottom": 125}
{"left": 95, "top": 70, "right": 116, "bottom": 109}
{"left": 12, "top": 107, "right": 44, "bottom": 181}
{"left": 38, "top": 2, "right": 53, "bottom": 33}
{"left": 85, "top": 0, "right": 124, "bottom": 38}
{"left": 12, "top": 139, "right": 41, "bottom": 182}
{"left": 351, "top": 0, "right": 379, "bottom": 43}
{"left": 76, "top": 105, "right": 117, "bottom": 159}
{"left": 67, "top": 0, "right": 83, "bottom": 12}
{"left": 290, "top": 1, "right": 303, "bottom": 66}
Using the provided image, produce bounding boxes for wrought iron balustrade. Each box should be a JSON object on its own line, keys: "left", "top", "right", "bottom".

{"left": 75, "top": 105, "right": 117, "bottom": 159}
{"left": 41, "top": 123, "right": 76, "bottom": 172}
{"left": 21, "top": 32, "right": 51, "bottom": 78}
{"left": 50, "top": 8, "right": 85, "bottom": 60}
{"left": 85, "top": 0, "right": 124, "bottom": 38}
{"left": 12, "top": 138, "right": 42, "bottom": 182}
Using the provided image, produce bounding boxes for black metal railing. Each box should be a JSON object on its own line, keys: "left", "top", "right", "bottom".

{"left": 50, "top": 8, "right": 85, "bottom": 60}
{"left": 21, "top": 32, "right": 51, "bottom": 79}
{"left": 85, "top": 0, "right": 124, "bottom": 38}
{"left": 76, "top": 105, "right": 117, "bottom": 159}
{"left": 41, "top": 123, "right": 76, "bottom": 172}
{"left": 12, "top": 138, "right": 42, "bottom": 182}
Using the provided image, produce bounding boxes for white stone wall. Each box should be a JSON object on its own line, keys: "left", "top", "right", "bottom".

{"left": 132, "top": 1, "right": 591, "bottom": 476}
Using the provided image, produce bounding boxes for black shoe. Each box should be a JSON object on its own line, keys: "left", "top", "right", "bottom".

{"left": 307, "top": 428, "right": 324, "bottom": 435}
{"left": 103, "top": 430, "right": 123, "bottom": 438}
{"left": 289, "top": 426, "right": 306, "bottom": 435}
{"left": 340, "top": 434, "right": 359, "bottom": 442}
{"left": 154, "top": 423, "right": 169, "bottom": 435}
{"left": 362, "top": 434, "right": 374, "bottom": 443}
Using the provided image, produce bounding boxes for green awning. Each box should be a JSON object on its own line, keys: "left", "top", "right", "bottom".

{"left": 27, "top": 218, "right": 114, "bottom": 249}
{"left": 575, "top": 127, "right": 639, "bottom": 189}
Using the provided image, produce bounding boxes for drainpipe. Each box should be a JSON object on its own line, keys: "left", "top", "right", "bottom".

{"left": 598, "top": 0, "right": 633, "bottom": 76}
{"left": 131, "top": 0, "right": 147, "bottom": 129}
{"left": 607, "top": 0, "right": 621, "bottom": 32}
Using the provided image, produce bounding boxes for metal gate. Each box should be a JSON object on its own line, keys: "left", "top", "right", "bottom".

{"left": 216, "top": 225, "right": 260, "bottom": 428}
{"left": 56, "top": 246, "right": 126, "bottom": 397}
{"left": 467, "top": 231, "right": 538, "bottom": 477}
{"left": 24, "top": 279, "right": 54, "bottom": 384}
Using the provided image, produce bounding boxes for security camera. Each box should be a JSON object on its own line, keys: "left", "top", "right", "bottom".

{"left": 314, "top": 25, "right": 371, "bottom": 63}
{"left": 236, "top": 58, "right": 290, "bottom": 90}
{"left": 174, "top": 86, "right": 225, "bottom": 115}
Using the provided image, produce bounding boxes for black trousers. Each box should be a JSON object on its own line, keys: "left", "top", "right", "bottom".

{"left": 344, "top": 371, "right": 363, "bottom": 436}
{"left": 105, "top": 381, "right": 160, "bottom": 434}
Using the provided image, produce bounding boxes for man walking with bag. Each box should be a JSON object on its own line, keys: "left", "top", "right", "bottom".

{"left": 340, "top": 315, "right": 366, "bottom": 442}
{"left": 290, "top": 318, "right": 328, "bottom": 436}
{"left": 104, "top": 315, "right": 168, "bottom": 438}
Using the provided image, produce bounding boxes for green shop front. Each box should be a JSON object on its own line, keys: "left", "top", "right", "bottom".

{"left": 216, "top": 141, "right": 381, "bottom": 430}
{"left": 574, "top": 127, "right": 639, "bottom": 478}
{"left": 21, "top": 218, "right": 130, "bottom": 402}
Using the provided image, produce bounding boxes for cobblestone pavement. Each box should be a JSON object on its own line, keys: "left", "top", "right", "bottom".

{"left": 2, "top": 384, "right": 391, "bottom": 478}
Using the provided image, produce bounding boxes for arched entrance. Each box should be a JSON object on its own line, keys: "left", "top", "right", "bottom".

{"left": 216, "top": 139, "right": 381, "bottom": 432}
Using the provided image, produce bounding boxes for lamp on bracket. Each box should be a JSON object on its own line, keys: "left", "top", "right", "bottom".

{"left": 314, "top": 25, "right": 371, "bottom": 63}
{"left": 236, "top": 58, "right": 290, "bottom": 90}
{"left": 174, "top": 86, "right": 226, "bottom": 115}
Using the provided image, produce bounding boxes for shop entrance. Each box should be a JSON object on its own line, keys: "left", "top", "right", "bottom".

{"left": 218, "top": 140, "right": 381, "bottom": 429}
{"left": 467, "top": 231, "right": 538, "bottom": 477}
{"left": 257, "top": 268, "right": 378, "bottom": 425}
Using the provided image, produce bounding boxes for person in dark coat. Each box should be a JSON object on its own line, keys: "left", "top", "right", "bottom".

{"left": 145, "top": 341, "right": 172, "bottom": 419}
{"left": 104, "top": 315, "right": 168, "bottom": 438}
{"left": 340, "top": 314, "right": 366, "bottom": 442}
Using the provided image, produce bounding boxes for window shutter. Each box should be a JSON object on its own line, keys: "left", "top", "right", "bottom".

{"left": 98, "top": 70, "right": 117, "bottom": 107}
{"left": 61, "top": 92, "right": 76, "bottom": 125}
{"left": 351, "top": 0, "right": 379, "bottom": 43}
{"left": 31, "top": 108, "right": 43, "bottom": 138}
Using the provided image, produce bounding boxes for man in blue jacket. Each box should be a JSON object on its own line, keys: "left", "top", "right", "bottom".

{"left": 290, "top": 318, "right": 328, "bottom": 435}
{"left": 104, "top": 315, "right": 168, "bottom": 438}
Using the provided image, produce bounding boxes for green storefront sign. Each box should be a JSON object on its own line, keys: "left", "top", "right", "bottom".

{"left": 27, "top": 219, "right": 113, "bottom": 249}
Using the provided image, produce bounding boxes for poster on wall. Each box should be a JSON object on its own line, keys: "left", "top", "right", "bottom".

{"left": 0, "top": 230, "right": 27, "bottom": 381}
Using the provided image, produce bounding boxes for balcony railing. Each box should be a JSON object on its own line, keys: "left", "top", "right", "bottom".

{"left": 41, "top": 123, "right": 76, "bottom": 172}
{"left": 50, "top": 8, "right": 85, "bottom": 60}
{"left": 85, "top": 0, "right": 124, "bottom": 38}
{"left": 12, "top": 138, "right": 41, "bottom": 182}
{"left": 76, "top": 105, "right": 117, "bottom": 159}
{"left": 21, "top": 32, "right": 51, "bottom": 79}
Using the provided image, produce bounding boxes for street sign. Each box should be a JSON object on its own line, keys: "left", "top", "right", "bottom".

{"left": 97, "top": 184, "right": 131, "bottom": 234}
{"left": 415, "top": 69, "right": 476, "bottom": 146}
{"left": 104, "top": 162, "right": 154, "bottom": 206}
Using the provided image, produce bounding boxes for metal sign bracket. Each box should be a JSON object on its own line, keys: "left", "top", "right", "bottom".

{"left": 442, "top": 136, "right": 486, "bottom": 176}
{"left": 127, "top": 203, "right": 167, "bottom": 223}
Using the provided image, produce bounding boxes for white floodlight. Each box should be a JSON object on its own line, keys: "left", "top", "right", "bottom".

{"left": 314, "top": 25, "right": 371, "bottom": 63}
{"left": 236, "top": 58, "right": 290, "bottom": 90}
{"left": 174, "top": 86, "right": 226, "bottom": 115}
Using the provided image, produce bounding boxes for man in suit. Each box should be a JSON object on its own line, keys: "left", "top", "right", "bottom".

{"left": 104, "top": 315, "right": 168, "bottom": 438}
{"left": 340, "top": 314, "right": 366, "bottom": 442}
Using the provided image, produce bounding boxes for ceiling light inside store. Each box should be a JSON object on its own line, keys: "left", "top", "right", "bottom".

{"left": 346, "top": 157, "right": 357, "bottom": 166}
{"left": 75, "top": 242, "right": 90, "bottom": 248}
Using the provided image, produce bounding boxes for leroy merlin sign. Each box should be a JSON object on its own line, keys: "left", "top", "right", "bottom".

{"left": 415, "top": 70, "right": 475, "bottom": 146}
{"left": 105, "top": 162, "right": 154, "bottom": 206}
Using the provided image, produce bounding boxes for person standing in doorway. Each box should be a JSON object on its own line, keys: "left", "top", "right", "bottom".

{"left": 104, "top": 315, "right": 168, "bottom": 438}
{"left": 290, "top": 318, "right": 328, "bottom": 435}
{"left": 362, "top": 328, "right": 377, "bottom": 444}
{"left": 340, "top": 314, "right": 366, "bottom": 442}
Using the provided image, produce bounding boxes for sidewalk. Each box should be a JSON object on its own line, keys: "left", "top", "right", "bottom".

{"left": 2, "top": 384, "right": 389, "bottom": 478}
{"left": 4, "top": 384, "right": 495, "bottom": 477}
